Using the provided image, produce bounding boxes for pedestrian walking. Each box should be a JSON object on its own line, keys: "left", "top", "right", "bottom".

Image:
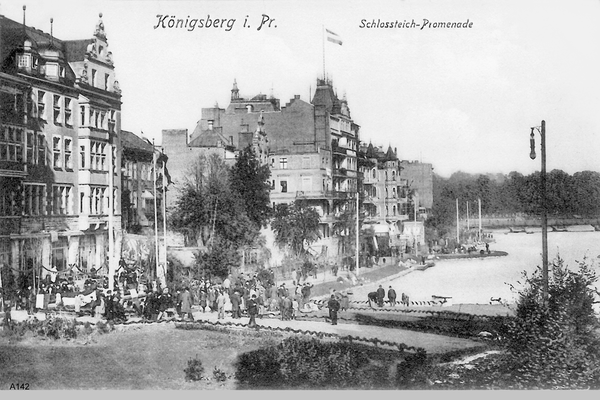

{"left": 388, "top": 286, "right": 397, "bottom": 306}
{"left": 327, "top": 294, "right": 340, "bottom": 325}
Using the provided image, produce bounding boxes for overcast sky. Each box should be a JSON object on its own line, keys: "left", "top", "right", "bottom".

{"left": 5, "top": 0, "right": 600, "bottom": 177}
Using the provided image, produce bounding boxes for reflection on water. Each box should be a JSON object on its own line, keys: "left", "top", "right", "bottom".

{"left": 388, "top": 231, "right": 600, "bottom": 304}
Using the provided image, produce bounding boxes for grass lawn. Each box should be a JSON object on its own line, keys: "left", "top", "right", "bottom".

{"left": 0, "top": 323, "right": 282, "bottom": 390}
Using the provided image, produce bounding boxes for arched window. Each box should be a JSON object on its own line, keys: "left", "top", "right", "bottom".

{"left": 372, "top": 168, "right": 376, "bottom": 178}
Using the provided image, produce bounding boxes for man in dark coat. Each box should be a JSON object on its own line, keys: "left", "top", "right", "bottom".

{"left": 327, "top": 294, "right": 340, "bottom": 325}
{"left": 376, "top": 284, "right": 385, "bottom": 307}
{"left": 231, "top": 290, "right": 241, "bottom": 319}
{"left": 247, "top": 294, "right": 258, "bottom": 328}
{"left": 368, "top": 291, "right": 378, "bottom": 308}
{"left": 388, "top": 286, "right": 397, "bottom": 306}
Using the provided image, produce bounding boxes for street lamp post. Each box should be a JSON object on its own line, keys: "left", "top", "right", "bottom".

{"left": 530, "top": 120, "right": 548, "bottom": 303}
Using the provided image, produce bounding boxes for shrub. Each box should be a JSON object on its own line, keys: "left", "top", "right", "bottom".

{"left": 235, "top": 345, "right": 282, "bottom": 388}
{"left": 395, "top": 349, "right": 430, "bottom": 389}
{"left": 184, "top": 355, "right": 205, "bottom": 381}
{"left": 213, "top": 366, "right": 228, "bottom": 382}
{"left": 235, "top": 336, "right": 374, "bottom": 389}
{"left": 502, "top": 257, "right": 600, "bottom": 389}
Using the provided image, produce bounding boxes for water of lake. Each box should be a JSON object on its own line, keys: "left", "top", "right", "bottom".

{"left": 380, "top": 230, "right": 600, "bottom": 305}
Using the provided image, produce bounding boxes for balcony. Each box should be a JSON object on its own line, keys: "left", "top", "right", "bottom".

{"left": 295, "top": 190, "right": 329, "bottom": 199}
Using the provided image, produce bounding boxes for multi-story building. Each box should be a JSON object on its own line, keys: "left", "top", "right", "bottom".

{"left": 120, "top": 130, "right": 161, "bottom": 231}
{"left": 358, "top": 143, "right": 433, "bottom": 254}
{"left": 163, "top": 78, "right": 359, "bottom": 257}
{"left": 0, "top": 12, "right": 122, "bottom": 283}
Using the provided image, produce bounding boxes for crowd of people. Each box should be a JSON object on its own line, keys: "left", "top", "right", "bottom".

{"left": 367, "top": 284, "right": 409, "bottom": 308}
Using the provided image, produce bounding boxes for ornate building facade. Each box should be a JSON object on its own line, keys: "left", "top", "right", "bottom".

{"left": 0, "top": 12, "right": 122, "bottom": 283}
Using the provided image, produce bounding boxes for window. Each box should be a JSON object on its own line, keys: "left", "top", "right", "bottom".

{"left": 64, "top": 138, "right": 72, "bottom": 169}
{"left": 37, "top": 90, "right": 46, "bottom": 119}
{"left": 90, "top": 141, "right": 107, "bottom": 171}
{"left": 53, "top": 136, "right": 62, "bottom": 168}
{"left": 91, "top": 69, "right": 97, "bottom": 87}
{"left": 372, "top": 169, "right": 376, "bottom": 179}
{"left": 0, "top": 185, "right": 20, "bottom": 216}
{"left": 280, "top": 180, "right": 287, "bottom": 193}
{"left": 23, "top": 183, "right": 46, "bottom": 216}
{"left": 26, "top": 132, "right": 34, "bottom": 163}
{"left": 79, "top": 145, "right": 86, "bottom": 169}
{"left": 89, "top": 186, "right": 106, "bottom": 215}
{"left": 53, "top": 95, "right": 61, "bottom": 125}
{"left": 52, "top": 185, "right": 72, "bottom": 215}
{"left": 80, "top": 106, "right": 86, "bottom": 126}
{"left": 108, "top": 110, "right": 116, "bottom": 133}
{"left": 37, "top": 134, "right": 46, "bottom": 166}
{"left": 104, "top": 73, "right": 110, "bottom": 90}
{"left": 0, "top": 126, "right": 24, "bottom": 162}
{"left": 270, "top": 158, "right": 275, "bottom": 168}
{"left": 279, "top": 157, "right": 287, "bottom": 169}
{"left": 64, "top": 98, "right": 72, "bottom": 126}
{"left": 17, "top": 54, "right": 30, "bottom": 68}
{"left": 51, "top": 237, "right": 68, "bottom": 272}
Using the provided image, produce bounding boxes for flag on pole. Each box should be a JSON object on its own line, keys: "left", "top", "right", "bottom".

{"left": 326, "top": 29, "right": 343, "bottom": 46}
{"left": 153, "top": 147, "right": 172, "bottom": 191}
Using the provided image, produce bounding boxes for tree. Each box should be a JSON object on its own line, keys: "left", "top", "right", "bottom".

{"left": 194, "top": 236, "right": 241, "bottom": 280}
{"left": 271, "top": 201, "right": 321, "bottom": 257}
{"left": 170, "top": 154, "right": 258, "bottom": 249}
{"left": 230, "top": 145, "right": 272, "bottom": 229}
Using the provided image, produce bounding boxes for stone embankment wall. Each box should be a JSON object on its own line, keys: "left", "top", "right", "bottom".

{"left": 468, "top": 216, "right": 600, "bottom": 228}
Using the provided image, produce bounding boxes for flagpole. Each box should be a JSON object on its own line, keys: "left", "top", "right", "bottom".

{"left": 108, "top": 139, "right": 116, "bottom": 291}
{"left": 153, "top": 139, "right": 160, "bottom": 286}
{"left": 162, "top": 154, "right": 168, "bottom": 278}
{"left": 322, "top": 25, "right": 325, "bottom": 79}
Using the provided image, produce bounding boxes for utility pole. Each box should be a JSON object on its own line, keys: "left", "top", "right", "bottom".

{"left": 530, "top": 120, "right": 548, "bottom": 303}
{"left": 456, "top": 198, "right": 460, "bottom": 245}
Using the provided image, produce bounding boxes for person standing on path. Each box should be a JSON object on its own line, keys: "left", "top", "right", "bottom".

{"left": 376, "top": 284, "right": 385, "bottom": 307}
{"left": 291, "top": 269, "right": 297, "bottom": 286}
{"left": 247, "top": 294, "right": 258, "bottom": 328}
{"left": 387, "top": 286, "right": 397, "bottom": 306}
{"left": 180, "top": 287, "right": 193, "bottom": 321}
{"left": 327, "top": 294, "right": 340, "bottom": 325}
{"left": 216, "top": 290, "right": 226, "bottom": 319}
{"left": 231, "top": 290, "right": 241, "bottom": 319}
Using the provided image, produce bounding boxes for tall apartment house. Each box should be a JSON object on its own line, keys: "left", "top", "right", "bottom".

{"left": 358, "top": 142, "right": 433, "bottom": 252}
{"left": 163, "top": 78, "right": 359, "bottom": 256}
{"left": 0, "top": 13, "right": 122, "bottom": 281}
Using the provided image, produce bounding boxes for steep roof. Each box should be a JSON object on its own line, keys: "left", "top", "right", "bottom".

{"left": 188, "top": 126, "right": 232, "bottom": 148}
{"left": 64, "top": 39, "right": 94, "bottom": 62}
{"left": 121, "top": 130, "right": 154, "bottom": 152}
